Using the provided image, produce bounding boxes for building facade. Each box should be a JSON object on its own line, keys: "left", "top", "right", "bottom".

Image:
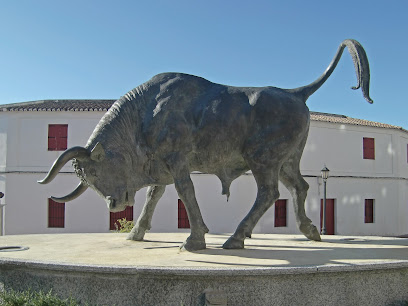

{"left": 0, "top": 100, "right": 407, "bottom": 236}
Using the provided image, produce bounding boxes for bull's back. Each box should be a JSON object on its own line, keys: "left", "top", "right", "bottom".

{"left": 140, "top": 73, "right": 308, "bottom": 168}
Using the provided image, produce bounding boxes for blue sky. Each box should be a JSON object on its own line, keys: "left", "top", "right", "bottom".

{"left": 0, "top": 1, "right": 407, "bottom": 128}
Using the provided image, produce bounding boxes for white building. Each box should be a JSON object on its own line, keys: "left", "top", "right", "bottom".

{"left": 0, "top": 100, "right": 407, "bottom": 237}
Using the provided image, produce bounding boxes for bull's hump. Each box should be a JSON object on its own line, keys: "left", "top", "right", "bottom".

{"left": 151, "top": 72, "right": 213, "bottom": 86}
{"left": 150, "top": 73, "right": 289, "bottom": 97}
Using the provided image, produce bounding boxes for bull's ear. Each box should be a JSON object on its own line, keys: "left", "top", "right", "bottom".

{"left": 90, "top": 142, "right": 105, "bottom": 162}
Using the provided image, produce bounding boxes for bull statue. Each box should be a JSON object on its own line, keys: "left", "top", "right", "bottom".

{"left": 39, "top": 39, "right": 372, "bottom": 251}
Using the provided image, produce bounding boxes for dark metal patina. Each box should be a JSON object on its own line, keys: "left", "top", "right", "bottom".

{"left": 39, "top": 39, "right": 372, "bottom": 251}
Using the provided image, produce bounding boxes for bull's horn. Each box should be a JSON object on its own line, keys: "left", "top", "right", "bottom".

{"left": 50, "top": 182, "right": 88, "bottom": 203}
{"left": 38, "top": 146, "right": 89, "bottom": 184}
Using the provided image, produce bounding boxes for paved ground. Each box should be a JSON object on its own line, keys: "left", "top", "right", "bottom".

{"left": 0, "top": 233, "right": 407, "bottom": 268}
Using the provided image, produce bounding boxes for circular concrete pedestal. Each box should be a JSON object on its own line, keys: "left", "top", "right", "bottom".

{"left": 0, "top": 233, "right": 408, "bottom": 305}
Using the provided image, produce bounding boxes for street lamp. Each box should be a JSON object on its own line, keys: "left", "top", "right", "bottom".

{"left": 321, "top": 165, "right": 330, "bottom": 235}
{"left": 0, "top": 192, "right": 4, "bottom": 236}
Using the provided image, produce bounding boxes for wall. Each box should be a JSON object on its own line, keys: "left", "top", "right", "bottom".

{"left": 5, "top": 173, "right": 108, "bottom": 234}
{"left": 4, "top": 111, "right": 103, "bottom": 173}
{"left": 2, "top": 111, "right": 105, "bottom": 234}
{"left": 303, "top": 121, "right": 396, "bottom": 177}
{"left": 399, "top": 134, "right": 408, "bottom": 178}
{"left": 0, "top": 115, "right": 8, "bottom": 234}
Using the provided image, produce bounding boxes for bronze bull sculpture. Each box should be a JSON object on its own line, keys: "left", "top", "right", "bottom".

{"left": 39, "top": 39, "right": 372, "bottom": 251}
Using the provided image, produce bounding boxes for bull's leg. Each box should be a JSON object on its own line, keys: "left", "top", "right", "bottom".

{"left": 280, "top": 161, "right": 321, "bottom": 241}
{"left": 223, "top": 168, "right": 280, "bottom": 249}
{"left": 165, "top": 153, "right": 209, "bottom": 251}
{"left": 127, "top": 185, "right": 166, "bottom": 241}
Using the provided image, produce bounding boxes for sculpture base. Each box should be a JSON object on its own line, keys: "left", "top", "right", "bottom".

{"left": 0, "top": 233, "right": 408, "bottom": 305}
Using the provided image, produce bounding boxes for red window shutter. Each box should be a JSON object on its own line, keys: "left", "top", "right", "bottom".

{"left": 48, "top": 198, "right": 65, "bottom": 228}
{"left": 178, "top": 199, "right": 190, "bottom": 228}
{"left": 48, "top": 125, "right": 57, "bottom": 137}
{"left": 56, "top": 125, "right": 68, "bottom": 150}
{"left": 320, "top": 199, "right": 335, "bottom": 235}
{"left": 363, "top": 137, "right": 375, "bottom": 160}
{"left": 274, "top": 199, "right": 287, "bottom": 227}
{"left": 48, "top": 124, "right": 68, "bottom": 151}
{"left": 365, "top": 199, "right": 374, "bottom": 223}
{"left": 110, "top": 206, "right": 134, "bottom": 230}
{"left": 48, "top": 138, "right": 56, "bottom": 151}
{"left": 48, "top": 125, "right": 57, "bottom": 151}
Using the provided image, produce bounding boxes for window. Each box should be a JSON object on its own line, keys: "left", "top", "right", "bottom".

{"left": 48, "top": 124, "right": 68, "bottom": 151}
{"left": 365, "top": 199, "right": 374, "bottom": 223}
{"left": 110, "top": 206, "right": 134, "bottom": 230}
{"left": 48, "top": 198, "right": 65, "bottom": 228}
{"left": 274, "top": 199, "right": 287, "bottom": 227}
{"left": 178, "top": 199, "right": 190, "bottom": 228}
{"left": 363, "top": 137, "right": 375, "bottom": 160}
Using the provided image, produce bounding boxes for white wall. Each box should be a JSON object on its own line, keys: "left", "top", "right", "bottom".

{"left": 0, "top": 114, "right": 8, "bottom": 234}
{"left": 401, "top": 180, "right": 408, "bottom": 234}
{"left": 326, "top": 178, "right": 401, "bottom": 236}
{"left": 1, "top": 111, "right": 106, "bottom": 234}
{"left": 0, "top": 115, "right": 7, "bottom": 172}
{"left": 304, "top": 121, "right": 395, "bottom": 177}
{"left": 5, "top": 173, "right": 109, "bottom": 234}
{"left": 398, "top": 134, "right": 408, "bottom": 178}
{"left": 4, "top": 111, "right": 103, "bottom": 173}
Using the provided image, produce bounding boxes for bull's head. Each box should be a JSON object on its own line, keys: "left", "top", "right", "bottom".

{"left": 38, "top": 143, "right": 135, "bottom": 212}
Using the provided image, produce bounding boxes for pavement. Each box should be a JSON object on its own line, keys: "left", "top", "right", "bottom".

{"left": 0, "top": 232, "right": 407, "bottom": 269}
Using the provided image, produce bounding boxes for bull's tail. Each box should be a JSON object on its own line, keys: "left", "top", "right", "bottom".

{"left": 295, "top": 39, "right": 373, "bottom": 104}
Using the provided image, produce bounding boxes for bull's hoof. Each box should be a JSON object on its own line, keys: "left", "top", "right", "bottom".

{"left": 126, "top": 226, "right": 146, "bottom": 241}
{"left": 222, "top": 236, "right": 244, "bottom": 249}
{"left": 180, "top": 236, "right": 206, "bottom": 252}
{"left": 300, "top": 223, "right": 321, "bottom": 241}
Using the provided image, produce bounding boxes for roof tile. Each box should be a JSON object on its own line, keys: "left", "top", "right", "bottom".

{"left": 310, "top": 112, "right": 407, "bottom": 133}
{"left": 0, "top": 99, "right": 115, "bottom": 112}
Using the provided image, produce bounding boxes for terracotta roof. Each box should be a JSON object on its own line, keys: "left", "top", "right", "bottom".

{"left": 310, "top": 112, "right": 408, "bottom": 133}
{"left": 0, "top": 99, "right": 115, "bottom": 112}
{"left": 0, "top": 100, "right": 406, "bottom": 133}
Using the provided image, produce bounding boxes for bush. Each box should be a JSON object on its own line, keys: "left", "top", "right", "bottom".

{"left": 0, "top": 288, "right": 81, "bottom": 306}
{"left": 114, "top": 218, "right": 135, "bottom": 233}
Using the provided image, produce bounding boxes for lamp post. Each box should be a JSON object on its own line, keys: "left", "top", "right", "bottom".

{"left": 0, "top": 192, "right": 4, "bottom": 236}
{"left": 321, "top": 165, "right": 330, "bottom": 235}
